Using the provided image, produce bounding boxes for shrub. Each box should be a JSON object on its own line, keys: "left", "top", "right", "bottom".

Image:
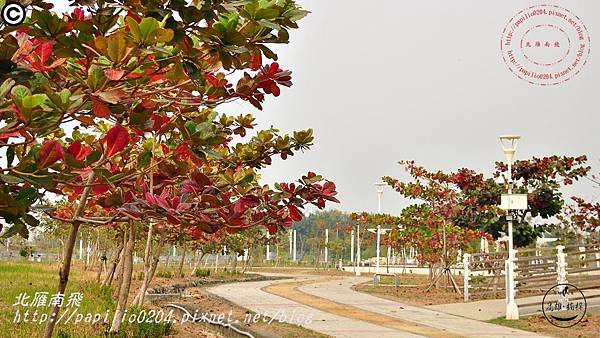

{"left": 194, "top": 269, "right": 210, "bottom": 277}
{"left": 155, "top": 270, "right": 173, "bottom": 279}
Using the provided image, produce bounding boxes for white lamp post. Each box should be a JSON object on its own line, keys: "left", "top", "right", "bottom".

{"left": 324, "top": 228, "right": 329, "bottom": 264}
{"left": 499, "top": 134, "right": 523, "bottom": 320}
{"left": 266, "top": 232, "right": 271, "bottom": 261}
{"left": 350, "top": 229, "right": 354, "bottom": 264}
{"left": 293, "top": 229, "right": 297, "bottom": 261}
{"left": 356, "top": 222, "right": 361, "bottom": 276}
{"left": 375, "top": 183, "right": 385, "bottom": 274}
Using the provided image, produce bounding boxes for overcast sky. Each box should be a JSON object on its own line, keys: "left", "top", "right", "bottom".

{"left": 51, "top": 0, "right": 600, "bottom": 215}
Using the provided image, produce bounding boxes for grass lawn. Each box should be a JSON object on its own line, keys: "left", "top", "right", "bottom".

{"left": 489, "top": 313, "right": 600, "bottom": 338}
{"left": 0, "top": 261, "right": 170, "bottom": 338}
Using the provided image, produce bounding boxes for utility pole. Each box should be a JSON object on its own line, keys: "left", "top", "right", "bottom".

{"left": 324, "top": 229, "right": 329, "bottom": 265}
{"left": 266, "top": 232, "right": 271, "bottom": 261}
{"left": 350, "top": 229, "right": 354, "bottom": 263}
{"left": 355, "top": 223, "right": 361, "bottom": 276}
{"left": 293, "top": 230, "right": 297, "bottom": 261}
{"left": 375, "top": 183, "right": 385, "bottom": 274}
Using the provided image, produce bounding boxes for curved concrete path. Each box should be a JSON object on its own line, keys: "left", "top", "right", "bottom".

{"left": 206, "top": 274, "right": 550, "bottom": 338}
{"left": 206, "top": 277, "right": 424, "bottom": 337}
{"left": 299, "top": 277, "right": 548, "bottom": 338}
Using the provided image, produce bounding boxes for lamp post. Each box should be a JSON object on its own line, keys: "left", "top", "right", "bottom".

{"left": 324, "top": 228, "right": 329, "bottom": 265}
{"left": 293, "top": 229, "right": 297, "bottom": 261}
{"left": 266, "top": 232, "right": 271, "bottom": 261}
{"left": 499, "top": 134, "right": 521, "bottom": 320}
{"left": 355, "top": 222, "right": 361, "bottom": 276}
{"left": 375, "top": 182, "right": 385, "bottom": 274}
{"left": 350, "top": 229, "right": 354, "bottom": 264}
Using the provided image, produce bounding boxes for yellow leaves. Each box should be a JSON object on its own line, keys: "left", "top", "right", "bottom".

{"left": 94, "top": 32, "right": 134, "bottom": 64}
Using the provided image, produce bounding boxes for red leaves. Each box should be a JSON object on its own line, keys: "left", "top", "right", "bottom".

{"left": 104, "top": 68, "right": 125, "bottom": 81}
{"left": 257, "top": 63, "right": 292, "bottom": 97}
{"left": 39, "top": 139, "right": 64, "bottom": 168}
{"left": 72, "top": 8, "right": 85, "bottom": 21}
{"left": 233, "top": 195, "right": 260, "bottom": 214}
{"left": 91, "top": 98, "right": 111, "bottom": 118}
{"left": 104, "top": 125, "right": 130, "bottom": 157}
{"left": 249, "top": 52, "right": 262, "bottom": 71}
{"left": 287, "top": 204, "right": 303, "bottom": 222}
{"left": 92, "top": 182, "right": 109, "bottom": 195}
{"left": 24, "top": 40, "right": 66, "bottom": 72}
{"left": 66, "top": 141, "right": 92, "bottom": 161}
{"left": 150, "top": 114, "right": 170, "bottom": 132}
{"left": 321, "top": 181, "right": 339, "bottom": 202}
{"left": 182, "top": 169, "right": 212, "bottom": 194}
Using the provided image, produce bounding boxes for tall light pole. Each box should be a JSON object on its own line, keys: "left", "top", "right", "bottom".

{"left": 356, "top": 221, "right": 361, "bottom": 276}
{"left": 499, "top": 134, "right": 522, "bottom": 320}
{"left": 266, "top": 232, "right": 271, "bottom": 261}
{"left": 375, "top": 182, "right": 385, "bottom": 274}
{"left": 293, "top": 229, "right": 297, "bottom": 261}
{"left": 350, "top": 229, "right": 354, "bottom": 264}
{"left": 324, "top": 228, "right": 329, "bottom": 264}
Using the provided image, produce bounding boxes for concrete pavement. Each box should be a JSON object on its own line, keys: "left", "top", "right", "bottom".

{"left": 300, "top": 277, "right": 548, "bottom": 338}
{"left": 427, "top": 288, "right": 600, "bottom": 321}
{"left": 205, "top": 277, "right": 426, "bottom": 338}
{"left": 205, "top": 273, "right": 555, "bottom": 338}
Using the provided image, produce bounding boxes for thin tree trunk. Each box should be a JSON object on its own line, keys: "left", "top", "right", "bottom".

{"left": 232, "top": 253, "right": 238, "bottom": 272}
{"left": 177, "top": 247, "right": 186, "bottom": 278}
{"left": 191, "top": 251, "right": 205, "bottom": 276}
{"left": 58, "top": 239, "right": 65, "bottom": 262}
{"left": 133, "top": 235, "right": 164, "bottom": 306}
{"left": 44, "top": 168, "right": 98, "bottom": 338}
{"left": 112, "top": 230, "right": 128, "bottom": 298}
{"left": 110, "top": 222, "right": 136, "bottom": 333}
{"left": 102, "top": 239, "right": 124, "bottom": 287}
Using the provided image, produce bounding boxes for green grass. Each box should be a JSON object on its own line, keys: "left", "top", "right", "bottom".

{"left": 488, "top": 317, "right": 532, "bottom": 331}
{"left": 0, "top": 261, "right": 170, "bottom": 338}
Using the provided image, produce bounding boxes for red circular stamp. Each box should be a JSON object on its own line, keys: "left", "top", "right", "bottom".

{"left": 500, "top": 4, "right": 591, "bottom": 86}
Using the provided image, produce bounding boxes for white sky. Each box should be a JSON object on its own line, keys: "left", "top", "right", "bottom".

{"left": 49, "top": 0, "right": 600, "bottom": 214}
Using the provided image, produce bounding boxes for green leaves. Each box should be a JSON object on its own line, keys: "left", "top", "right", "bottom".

{"left": 22, "top": 94, "right": 48, "bottom": 109}
{"left": 293, "top": 129, "right": 314, "bottom": 145}
{"left": 126, "top": 17, "right": 174, "bottom": 45}
{"left": 137, "top": 150, "right": 153, "bottom": 168}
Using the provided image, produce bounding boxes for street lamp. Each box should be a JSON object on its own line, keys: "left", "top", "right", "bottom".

{"left": 375, "top": 182, "right": 385, "bottom": 274}
{"left": 499, "top": 134, "right": 522, "bottom": 320}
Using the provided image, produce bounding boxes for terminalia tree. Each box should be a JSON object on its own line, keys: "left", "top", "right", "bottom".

{"left": 0, "top": 1, "right": 338, "bottom": 336}
{"left": 382, "top": 156, "right": 589, "bottom": 275}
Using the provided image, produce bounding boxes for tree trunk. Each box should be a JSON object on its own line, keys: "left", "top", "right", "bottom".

{"left": 58, "top": 239, "right": 65, "bottom": 262}
{"left": 177, "top": 247, "right": 186, "bottom": 277}
{"left": 44, "top": 167, "right": 99, "bottom": 338}
{"left": 133, "top": 236, "right": 164, "bottom": 306}
{"left": 142, "top": 223, "right": 154, "bottom": 277}
{"left": 165, "top": 248, "right": 171, "bottom": 267}
{"left": 102, "top": 239, "right": 124, "bottom": 287}
{"left": 232, "top": 253, "right": 238, "bottom": 273}
{"left": 112, "top": 230, "right": 128, "bottom": 298}
{"left": 110, "top": 222, "right": 136, "bottom": 333}
{"left": 43, "top": 223, "right": 80, "bottom": 338}
{"left": 191, "top": 251, "right": 205, "bottom": 277}
{"left": 214, "top": 253, "right": 219, "bottom": 273}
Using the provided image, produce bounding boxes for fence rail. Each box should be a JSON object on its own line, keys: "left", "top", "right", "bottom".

{"left": 463, "top": 243, "right": 600, "bottom": 302}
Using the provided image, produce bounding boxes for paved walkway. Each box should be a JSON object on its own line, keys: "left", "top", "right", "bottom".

{"left": 206, "top": 277, "right": 425, "bottom": 338}
{"left": 205, "top": 273, "right": 553, "bottom": 338}
{"left": 300, "top": 277, "right": 548, "bottom": 338}
{"left": 427, "top": 288, "right": 600, "bottom": 321}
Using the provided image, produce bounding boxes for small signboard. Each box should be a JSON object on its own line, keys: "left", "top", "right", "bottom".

{"left": 500, "top": 194, "right": 528, "bottom": 210}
